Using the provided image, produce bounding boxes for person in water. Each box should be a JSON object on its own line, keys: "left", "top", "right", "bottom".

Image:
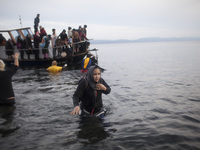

{"left": 81, "top": 53, "right": 95, "bottom": 73}
{"left": 0, "top": 52, "right": 20, "bottom": 106}
{"left": 71, "top": 65, "right": 111, "bottom": 117}
{"left": 46, "top": 60, "right": 67, "bottom": 74}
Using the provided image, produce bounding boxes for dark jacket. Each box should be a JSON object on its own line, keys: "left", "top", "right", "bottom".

{"left": 73, "top": 66, "right": 111, "bottom": 114}
{"left": 0, "top": 65, "right": 19, "bottom": 100}
{"left": 5, "top": 40, "right": 14, "bottom": 55}
{"left": 25, "top": 36, "right": 33, "bottom": 54}
{"left": 34, "top": 17, "right": 40, "bottom": 26}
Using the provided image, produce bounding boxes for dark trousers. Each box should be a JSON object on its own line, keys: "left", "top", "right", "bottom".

{"left": 34, "top": 50, "right": 39, "bottom": 60}
{"left": 20, "top": 50, "right": 24, "bottom": 59}
{"left": 53, "top": 47, "right": 56, "bottom": 58}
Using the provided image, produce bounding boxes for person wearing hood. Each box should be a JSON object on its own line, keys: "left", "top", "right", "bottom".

{"left": 71, "top": 65, "right": 111, "bottom": 117}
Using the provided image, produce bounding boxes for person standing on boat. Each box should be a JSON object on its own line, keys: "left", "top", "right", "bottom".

{"left": 78, "top": 26, "right": 88, "bottom": 52}
{"left": 58, "top": 29, "right": 69, "bottom": 46}
{"left": 83, "top": 25, "right": 87, "bottom": 36}
{"left": 68, "top": 27, "right": 72, "bottom": 43}
{"left": 16, "top": 36, "right": 25, "bottom": 60}
{"left": 39, "top": 26, "right": 47, "bottom": 40}
{"left": 78, "top": 26, "right": 88, "bottom": 41}
{"left": 33, "top": 31, "right": 41, "bottom": 60}
{"left": 5, "top": 39, "right": 14, "bottom": 59}
{"left": 0, "top": 34, "right": 6, "bottom": 45}
{"left": 72, "top": 29, "right": 81, "bottom": 55}
{"left": 51, "top": 29, "right": 57, "bottom": 59}
{"left": 40, "top": 33, "right": 50, "bottom": 59}
{"left": 0, "top": 52, "right": 20, "bottom": 106}
{"left": 71, "top": 65, "right": 111, "bottom": 117}
{"left": 58, "top": 29, "right": 70, "bottom": 56}
{"left": 25, "top": 34, "right": 33, "bottom": 60}
{"left": 34, "top": 14, "right": 40, "bottom": 34}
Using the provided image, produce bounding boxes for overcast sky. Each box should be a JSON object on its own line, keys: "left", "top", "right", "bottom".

{"left": 0, "top": 0, "right": 200, "bottom": 40}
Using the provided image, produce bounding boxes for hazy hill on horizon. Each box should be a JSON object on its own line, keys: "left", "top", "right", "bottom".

{"left": 90, "top": 37, "right": 200, "bottom": 44}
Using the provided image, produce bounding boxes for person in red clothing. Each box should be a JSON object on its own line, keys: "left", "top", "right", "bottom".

{"left": 39, "top": 26, "right": 47, "bottom": 39}
{"left": 72, "top": 29, "right": 81, "bottom": 54}
{"left": 0, "top": 52, "right": 20, "bottom": 106}
{"left": 78, "top": 26, "right": 88, "bottom": 41}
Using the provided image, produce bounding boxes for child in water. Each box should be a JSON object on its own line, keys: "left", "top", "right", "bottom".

{"left": 71, "top": 65, "right": 111, "bottom": 117}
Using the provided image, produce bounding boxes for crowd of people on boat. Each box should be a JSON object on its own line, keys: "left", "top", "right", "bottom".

{"left": 1, "top": 14, "right": 90, "bottom": 60}
{"left": 33, "top": 13, "right": 89, "bottom": 59}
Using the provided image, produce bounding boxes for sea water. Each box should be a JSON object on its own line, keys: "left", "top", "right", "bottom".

{"left": 0, "top": 41, "right": 200, "bottom": 150}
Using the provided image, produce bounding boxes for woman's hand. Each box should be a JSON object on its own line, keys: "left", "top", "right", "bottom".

{"left": 70, "top": 106, "right": 80, "bottom": 115}
{"left": 96, "top": 83, "right": 106, "bottom": 91}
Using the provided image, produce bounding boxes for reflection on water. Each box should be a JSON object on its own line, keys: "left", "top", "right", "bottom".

{"left": 0, "top": 106, "right": 20, "bottom": 137}
{"left": 77, "top": 117, "right": 110, "bottom": 144}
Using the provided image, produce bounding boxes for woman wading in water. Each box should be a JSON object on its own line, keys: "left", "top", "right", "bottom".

{"left": 71, "top": 65, "right": 111, "bottom": 118}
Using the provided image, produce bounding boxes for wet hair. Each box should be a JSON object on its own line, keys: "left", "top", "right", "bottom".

{"left": 52, "top": 60, "right": 57, "bottom": 66}
{"left": 0, "top": 60, "right": 5, "bottom": 71}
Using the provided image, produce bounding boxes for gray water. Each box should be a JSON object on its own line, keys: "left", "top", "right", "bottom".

{"left": 0, "top": 42, "right": 200, "bottom": 150}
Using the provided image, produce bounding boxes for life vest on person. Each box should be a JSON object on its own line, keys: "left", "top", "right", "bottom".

{"left": 47, "top": 65, "right": 62, "bottom": 74}
{"left": 81, "top": 57, "right": 91, "bottom": 73}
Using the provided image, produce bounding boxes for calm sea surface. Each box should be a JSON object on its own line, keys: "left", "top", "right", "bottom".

{"left": 0, "top": 42, "right": 200, "bottom": 150}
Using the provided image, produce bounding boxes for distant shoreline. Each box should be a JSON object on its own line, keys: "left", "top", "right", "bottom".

{"left": 90, "top": 37, "right": 200, "bottom": 44}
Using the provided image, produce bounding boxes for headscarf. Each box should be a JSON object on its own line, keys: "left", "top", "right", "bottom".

{"left": 86, "top": 65, "right": 102, "bottom": 90}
